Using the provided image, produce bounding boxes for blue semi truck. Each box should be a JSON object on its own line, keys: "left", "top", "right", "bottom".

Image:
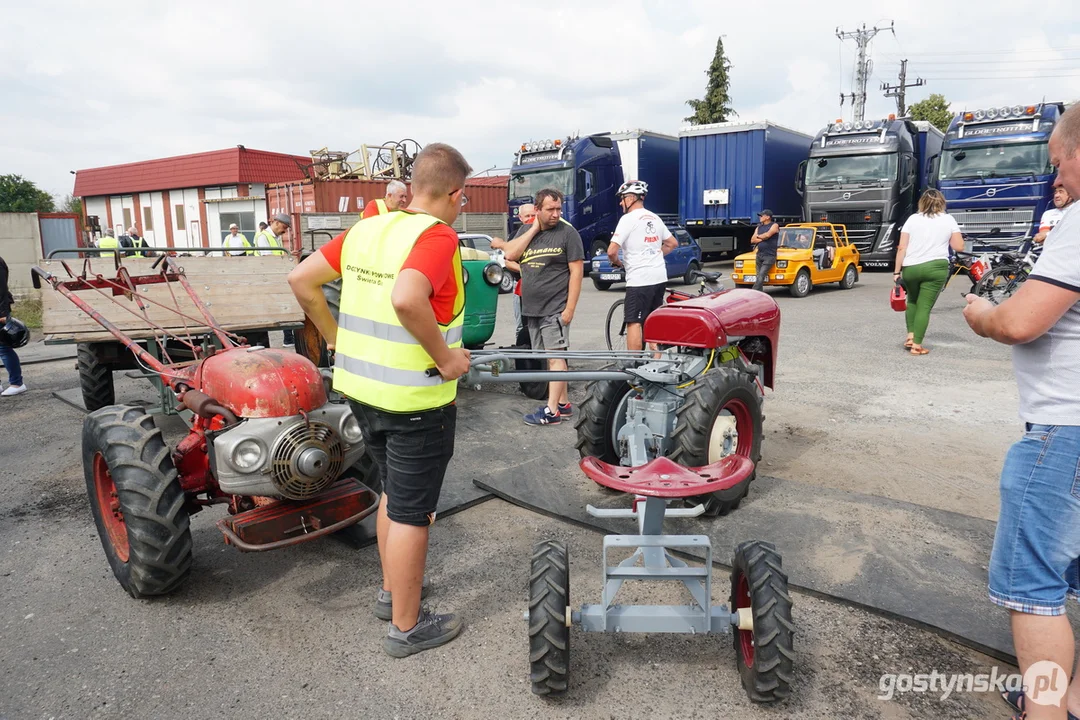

{"left": 678, "top": 121, "right": 813, "bottom": 258}
{"left": 935, "top": 102, "right": 1066, "bottom": 251}
{"left": 507, "top": 130, "right": 679, "bottom": 270}
{"left": 797, "top": 118, "right": 944, "bottom": 269}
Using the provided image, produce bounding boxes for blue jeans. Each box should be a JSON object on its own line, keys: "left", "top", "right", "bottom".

{"left": 989, "top": 424, "right": 1080, "bottom": 615}
{"left": 0, "top": 344, "right": 22, "bottom": 386}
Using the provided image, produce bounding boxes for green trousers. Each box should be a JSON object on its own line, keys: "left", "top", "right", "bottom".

{"left": 901, "top": 259, "right": 949, "bottom": 344}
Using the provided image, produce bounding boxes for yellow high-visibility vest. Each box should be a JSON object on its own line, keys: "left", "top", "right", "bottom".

{"left": 98, "top": 236, "right": 119, "bottom": 258}
{"left": 333, "top": 212, "right": 465, "bottom": 412}
{"left": 254, "top": 229, "right": 284, "bottom": 254}
{"left": 375, "top": 198, "right": 389, "bottom": 214}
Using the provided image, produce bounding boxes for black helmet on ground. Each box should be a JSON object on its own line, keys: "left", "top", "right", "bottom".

{"left": 0, "top": 317, "right": 30, "bottom": 348}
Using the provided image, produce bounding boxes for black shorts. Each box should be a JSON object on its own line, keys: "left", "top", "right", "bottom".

{"left": 349, "top": 401, "right": 456, "bottom": 527}
{"left": 624, "top": 282, "right": 667, "bottom": 325}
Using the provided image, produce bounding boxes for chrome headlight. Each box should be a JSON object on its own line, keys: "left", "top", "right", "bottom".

{"left": 1011, "top": 105, "right": 1023, "bottom": 116}
{"left": 231, "top": 438, "right": 266, "bottom": 473}
{"left": 340, "top": 412, "right": 363, "bottom": 445}
{"left": 776, "top": 260, "right": 788, "bottom": 269}
{"left": 482, "top": 262, "right": 504, "bottom": 286}
{"left": 973, "top": 109, "right": 985, "bottom": 120}
{"left": 843, "top": 122, "right": 853, "bottom": 131}
{"left": 462, "top": 266, "right": 470, "bottom": 283}
{"left": 734, "top": 260, "right": 743, "bottom": 268}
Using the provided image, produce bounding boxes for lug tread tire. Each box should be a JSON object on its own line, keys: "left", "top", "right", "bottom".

{"left": 731, "top": 540, "right": 795, "bottom": 703}
{"left": 77, "top": 343, "right": 116, "bottom": 412}
{"left": 574, "top": 367, "right": 634, "bottom": 465}
{"left": 670, "top": 368, "right": 762, "bottom": 516}
{"left": 83, "top": 405, "right": 192, "bottom": 598}
{"left": 684, "top": 260, "right": 702, "bottom": 286}
{"left": 529, "top": 540, "right": 571, "bottom": 696}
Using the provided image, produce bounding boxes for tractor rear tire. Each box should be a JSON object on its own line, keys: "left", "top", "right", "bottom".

{"left": 529, "top": 539, "right": 571, "bottom": 696}
{"left": 515, "top": 325, "right": 549, "bottom": 401}
{"left": 730, "top": 540, "right": 795, "bottom": 703}
{"left": 83, "top": 405, "right": 193, "bottom": 598}
{"left": 78, "top": 343, "right": 116, "bottom": 412}
{"left": 670, "top": 368, "right": 762, "bottom": 516}
{"left": 574, "top": 367, "right": 634, "bottom": 465}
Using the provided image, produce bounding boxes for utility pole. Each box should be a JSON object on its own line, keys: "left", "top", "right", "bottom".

{"left": 836, "top": 22, "right": 894, "bottom": 121}
{"left": 881, "top": 59, "right": 925, "bottom": 116}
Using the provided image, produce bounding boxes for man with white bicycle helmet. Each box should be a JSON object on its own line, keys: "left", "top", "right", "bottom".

{"left": 607, "top": 180, "right": 677, "bottom": 351}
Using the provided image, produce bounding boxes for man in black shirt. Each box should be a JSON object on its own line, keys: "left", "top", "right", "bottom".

{"left": 751, "top": 209, "right": 779, "bottom": 292}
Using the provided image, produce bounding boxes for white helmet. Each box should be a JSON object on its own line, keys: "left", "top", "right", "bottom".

{"left": 616, "top": 180, "right": 648, "bottom": 198}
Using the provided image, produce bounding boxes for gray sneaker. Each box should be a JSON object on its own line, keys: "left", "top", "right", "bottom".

{"left": 383, "top": 607, "right": 463, "bottom": 658}
{"left": 373, "top": 576, "right": 432, "bottom": 621}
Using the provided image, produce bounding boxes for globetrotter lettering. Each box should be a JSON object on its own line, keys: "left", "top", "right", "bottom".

{"left": 346, "top": 263, "right": 397, "bottom": 287}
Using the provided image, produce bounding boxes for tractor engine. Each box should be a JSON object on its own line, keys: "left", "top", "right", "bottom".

{"left": 194, "top": 348, "right": 366, "bottom": 500}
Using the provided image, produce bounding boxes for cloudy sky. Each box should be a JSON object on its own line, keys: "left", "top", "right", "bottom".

{"left": 3, "top": 0, "right": 1079, "bottom": 200}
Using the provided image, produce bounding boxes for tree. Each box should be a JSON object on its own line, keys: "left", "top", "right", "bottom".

{"left": 0, "top": 174, "right": 56, "bottom": 213}
{"left": 685, "top": 36, "right": 736, "bottom": 125}
{"left": 60, "top": 194, "right": 83, "bottom": 217}
{"left": 909, "top": 94, "right": 953, "bottom": 132}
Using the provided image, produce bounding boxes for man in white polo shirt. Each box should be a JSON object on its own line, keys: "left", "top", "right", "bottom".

{"left": 606, "top": 180, "right": 677, "bottom": 351}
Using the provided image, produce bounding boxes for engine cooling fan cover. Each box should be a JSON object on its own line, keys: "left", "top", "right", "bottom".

{"left": 269, "top": 420, "right": 345, "bottom": 500}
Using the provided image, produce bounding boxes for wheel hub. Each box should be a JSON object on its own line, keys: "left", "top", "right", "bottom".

{"left": 93, "top": 452, "right": 130, "bottom": 563}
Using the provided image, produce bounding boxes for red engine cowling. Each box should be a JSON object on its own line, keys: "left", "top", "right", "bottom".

{"left": 193, "top": 347, "right": 327, "bottom": 418}
{"left": 643, "top": 289, "right": 781, "bottom": 388}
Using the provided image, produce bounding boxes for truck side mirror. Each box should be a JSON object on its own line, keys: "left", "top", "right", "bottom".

{"left": 927, "top": 154, "right": 940, "bottom": 189}
{"left": 795, "top": 160, "right": 807, "bottom": 196}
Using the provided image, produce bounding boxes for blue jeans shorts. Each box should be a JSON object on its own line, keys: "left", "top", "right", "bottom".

{"left": 988, "top": 424, "right": 1080, "bottom": 616}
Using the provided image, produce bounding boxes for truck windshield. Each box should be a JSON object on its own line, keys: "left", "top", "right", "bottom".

{"left": 939, "top": 142, "right": 1051, "bottom": 181}
{"left": 807, "top": 153, "right": 897, "bottom": 184}
{"left": 509, "top": 169, "right": 574, "bottom": 201}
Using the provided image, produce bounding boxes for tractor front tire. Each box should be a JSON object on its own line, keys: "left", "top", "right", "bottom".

{"left": 77, "top": 343, "right": 116, "bottom": 412}
{"left": 515, "top": 326, "right": 549, "bottom": 401}
{"left": 730, "top": 540, "right": 795, "bottom": 703}
{"left": 83, "top": 405, "right": 193, "bottom": 598}
{"left": 670, "top": 368, "right": 763, "bottom": 516}
{"left": 529, "top": 540, "right": 571, "bottom": 696}
{"left": 574, "top": 368, "right": 634, "bottom": 465}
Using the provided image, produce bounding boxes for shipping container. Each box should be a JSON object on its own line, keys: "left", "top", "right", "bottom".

{"left": 266, "top": 177, "right": 509, "bottom": 254}
{"left": 679, "top": 121, "right": 813, "bottom": 256}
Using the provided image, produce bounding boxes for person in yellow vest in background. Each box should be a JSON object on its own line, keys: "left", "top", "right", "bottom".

{"left": 254, "top": 214, "right": 290, "bottom": 255}
{"left": 288, "top": 143, "right": 472, "bottom": 658}
{"left": 221, "top": 223, "right": 253, "bottom": 256}
{"left": 127, "top": 226, "right": 151, "bottom": 258}
{"left": 97, "top": 229, "right": 119, "bottom": 258}
{"left": 362, "top": 179, "right": 408, "bottom": 218}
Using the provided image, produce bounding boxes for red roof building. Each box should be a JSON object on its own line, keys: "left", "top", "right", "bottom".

{"left": 74, "top": 147, "right": 311, "bottom": 250}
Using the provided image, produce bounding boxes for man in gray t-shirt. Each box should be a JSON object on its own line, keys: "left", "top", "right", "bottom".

{"left": 494, "top": 188, "right": 584, "bottom": 426}
{"left": 963, "top": 106, "right": 1080, "bottom": 708}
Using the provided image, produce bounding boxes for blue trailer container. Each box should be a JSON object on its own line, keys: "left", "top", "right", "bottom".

{"left": 679, "top": 121, "right": 813, "bottom": 256}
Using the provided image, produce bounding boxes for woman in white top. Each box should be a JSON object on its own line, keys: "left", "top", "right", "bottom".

{"left": 892, "top": 189, "right": 964, "bottom": 355}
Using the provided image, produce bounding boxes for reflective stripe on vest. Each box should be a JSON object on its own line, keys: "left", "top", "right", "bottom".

{"left": 332, "top": 212, "right": 465, "bottom": 413}
{"left": 375, "top": 198, "right": 389, "bottom": 214}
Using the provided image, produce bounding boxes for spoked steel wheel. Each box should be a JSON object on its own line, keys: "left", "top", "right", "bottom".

{"left": 605, "top": 299, "right": 626, "bottom": 351}
{"left": 977, "top": 266, "right": 1025, "bottom": 305}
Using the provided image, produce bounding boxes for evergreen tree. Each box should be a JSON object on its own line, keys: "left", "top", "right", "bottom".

{"left": 685, "top": 36, "right": 736, "bottom": 124}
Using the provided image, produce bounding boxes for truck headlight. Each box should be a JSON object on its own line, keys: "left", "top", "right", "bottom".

{"left": 734, "top": 260, "right": 743, "bottom": 268}
{"left": 482, "top": 262, "right": 504, "bottom": 286}
{"left": 776, "top": 260, "right": 788, "bottom": 269}
{"left": 231, "top": 439, "right": 266, "bottom": 473}
{"left": 341, "top": 413, "right": 364, "bottom": 445}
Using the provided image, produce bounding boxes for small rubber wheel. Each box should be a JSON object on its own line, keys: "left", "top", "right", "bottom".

{"left": 683, "top": 260, "right": 702, "bottom": 286}
{"left": 840, "top": 264, "right": 857, "bottom": 289}
{"left": 529, "top": 539, "right": 571, "bottom": 696}
{"left": 77, "top": 343, "right": 116, "bottom": 412}
{"left": 730, "top": 540, "right": 795, "bottom": 703}
{"left": 592, "top": 277, "right": 613, "bottom": 291}
{"left": 514, "top": 325, "right": 548, "bottom": 401}
{"left": 789, "top": 269, "right": 812, "bottom": 298}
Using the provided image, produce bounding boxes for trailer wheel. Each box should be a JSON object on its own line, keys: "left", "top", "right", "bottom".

{"left": 839, "top": 264, "right": 858, "bottom": 290}
{"left": 529, "top": 539, "right": 571, "bottom": 697}
{"left": 515, "top": 325, "right": 549, "bottom": 401}
{"left": 683, "top": 260, "right": 702, "bottom": 286}
{"left": 731, "top": 540, "right": 795, "bottom": 703}
{"left": 83, "top": 405, "right": 193, "bottom": 598}
{"left": 789, "top": 269, "right": 812, "bottom": 298}
{"left": 670, "top": 368, "right": 762, "bottom": 516}
{"left": 574, "top": 366, "right": 634, "bottom": 467}
{"left": 77, "top": 343, "right": 116, "bottom": 412}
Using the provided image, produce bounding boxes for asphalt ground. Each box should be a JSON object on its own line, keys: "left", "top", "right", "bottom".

{"left": 0, "top": 265, "right": 1054, "bottom": 719}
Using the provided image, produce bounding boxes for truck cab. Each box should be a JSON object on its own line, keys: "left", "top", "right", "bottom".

{"left": 508, "top": 130, "right": 679, "bottom": 272}
{"left": 798, "top": 118, "right": 942, "bottom": 270}
{"left": 936, "top": 103, "right": 1065, "bottom": 252}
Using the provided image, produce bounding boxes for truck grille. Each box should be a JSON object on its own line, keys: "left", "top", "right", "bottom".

{"left": 951, "top": 208, "right": 1033, "bottom": 246}
{"left": 821, "top": 210, "right": 882, "bottom": 251}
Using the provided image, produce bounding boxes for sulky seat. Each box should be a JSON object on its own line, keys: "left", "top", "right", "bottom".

{"left": 580, "top": 455, "right": 754, "bottom": 498}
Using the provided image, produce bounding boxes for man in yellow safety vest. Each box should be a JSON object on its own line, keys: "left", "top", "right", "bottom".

{"left": 288, "top": 143, "right": 472, "bottom": 658}
{"left": 254, "top": 214, "right": 290, "bottom": 256}
{"left": 97, "top": 229, "right": 119, "bottom": 258}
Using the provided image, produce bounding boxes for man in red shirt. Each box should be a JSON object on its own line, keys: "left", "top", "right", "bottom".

{"left": 288, "top": 144, "right": 472, "bottom": 657}
{"left": 362, "top": 180, "right": 409, "bottom": 218}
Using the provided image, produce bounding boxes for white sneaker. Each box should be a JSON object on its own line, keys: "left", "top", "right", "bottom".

{"left": 1, "top": 384, "right": 27, "bottom": 397}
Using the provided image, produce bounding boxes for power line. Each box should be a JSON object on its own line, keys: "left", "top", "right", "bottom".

{"left": 897, "top": 57, "right": 1080, "bottom": 66}
{"left": 917, "top": 73, "right": 1080, "bottom": 80}
{"left": 878, "top": 46, "right": 1080, "bottom": 58}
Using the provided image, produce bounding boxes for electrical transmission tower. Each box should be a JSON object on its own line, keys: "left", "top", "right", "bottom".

{"left": 836, "top": 22, "right": 894, "bottom": 121}
{"left": 880, "top": 59, "right": 925, "bottom": 117}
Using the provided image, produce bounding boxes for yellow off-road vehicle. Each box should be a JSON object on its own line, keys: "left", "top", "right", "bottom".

{"left": 730, "top": 223, "right": 862, "bottom": 297}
